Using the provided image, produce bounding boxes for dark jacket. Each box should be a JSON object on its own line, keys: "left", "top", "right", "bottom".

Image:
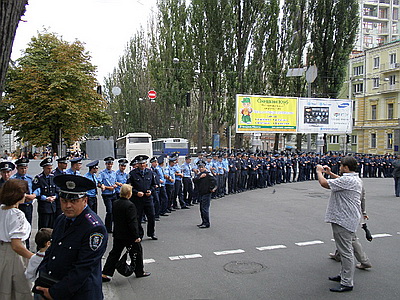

{"left": 392, "top": 159, "right": 400, "bottom": 178}
{"left": 38, "top": 206, "right": 107, "bottom": 300}
{"left": 193, "top": 171, "right": 217, "bottom": 196}
{"left": 112, "top": 197, "right": 140, "bottom": 240}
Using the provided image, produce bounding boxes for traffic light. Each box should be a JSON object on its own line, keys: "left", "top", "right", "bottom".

{"left": 224, "top": 127, "right": 229, "bottom": 137}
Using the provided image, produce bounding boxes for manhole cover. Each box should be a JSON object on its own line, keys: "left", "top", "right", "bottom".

{"left": 223, "top": 261, "right": 266, "bottom": 274}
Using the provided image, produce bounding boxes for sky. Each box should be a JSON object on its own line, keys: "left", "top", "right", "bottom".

{"left": 11, "top": 0, "right": 158, "bottom": 84}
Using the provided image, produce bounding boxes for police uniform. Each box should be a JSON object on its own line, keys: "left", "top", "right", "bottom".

{"left": 98, "top": 157, "right": 117, "bottom": 233}
{"left": 115, "top": 159, "right": 129, "bottom": 199}
{"left": 65, "top": 157, "right": 83, "bottom": 176}
{"left": 156, "top": 156, "right": 170, "bottom": 215}
{"left": 12, "top": 158, "right": 36, "bottom": 249}
{"left": 128, "top": 155, "right": 157, "bottom": 240}
{"left": 33, "top": 158, "right": 57, "bottom": 229}
{"left": 0, "top": 161, "right": 15, "bottom": 188}
{"left": 84, "top": 160, "right": 100, "bottom": 213}
{"left": 37, "top": 175, "right": 107, "bottom": 300}
{"left": 150, "top": 157, "right": 161, "bottom": 218}
{"left": 164, "top": 158, "right": 177, "bottom": 211}
{"left": 52, "top": 156, "right": 69, "bottom": 216}
{"left": 182, "top": 156, "right": 194, "bottom": 205}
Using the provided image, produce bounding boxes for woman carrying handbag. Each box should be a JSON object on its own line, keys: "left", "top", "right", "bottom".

{"left": 102, "top": 184, "right": 150, "bottom": 282}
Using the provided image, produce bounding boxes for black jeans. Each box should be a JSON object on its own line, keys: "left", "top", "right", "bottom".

{"left": 102, "top": 238, "right": 144, "bottom": 277}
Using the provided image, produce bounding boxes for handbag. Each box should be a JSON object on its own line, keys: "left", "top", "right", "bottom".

{"left": 32, "top": 271, "right": 60, "bottom": 297}
{"left": 115, "top": 246, "right": 136, "bottom": 277}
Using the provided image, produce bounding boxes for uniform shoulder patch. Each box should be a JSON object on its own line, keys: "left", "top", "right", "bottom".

{"left": 85, "top": 213, "right": 100, "bottom": 227}
{"left": 89, "top": 233, "right": 104, "bottom": 251}
{"left": 33, "top": 177, "right": 39, "bottom": 184}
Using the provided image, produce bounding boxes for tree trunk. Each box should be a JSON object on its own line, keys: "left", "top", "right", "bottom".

{"left": 0, "top": 0, "right": 28, "bottom": 97}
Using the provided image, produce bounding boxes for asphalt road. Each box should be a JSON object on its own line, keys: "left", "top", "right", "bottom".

{"left": 25, "top": 161, "right": 400, "bottom": 300}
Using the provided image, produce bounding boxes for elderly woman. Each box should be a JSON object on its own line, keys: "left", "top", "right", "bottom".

{"left": 0, "top": 179, "right": 34, "bottom": 300}
{"left": 102, "top": 184, "right": 150, "bottom": 282}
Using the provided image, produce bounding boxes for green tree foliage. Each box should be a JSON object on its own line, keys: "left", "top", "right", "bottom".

{"left": 104, "top": 0, "right": 359, "bottom": 150}
{"left": 308, "top": 0, "right": 359, "bottom": 98}
{"left": 3, "top": 32, "right": 110, "bottom": 151}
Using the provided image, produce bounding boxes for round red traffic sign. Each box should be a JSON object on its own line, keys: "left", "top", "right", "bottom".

{"left": 148, "top": 90, "right": 157, "bottom": 99}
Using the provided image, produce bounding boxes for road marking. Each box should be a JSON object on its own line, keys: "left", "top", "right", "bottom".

{"left": 256, "top": 245, "right": 287, "bottom": 251}
{"left": 144, "top": 259, "right": 155, "bottom": 264}
{"left": 371, "top": 233, "right": 392, "bottom": 238}
{"left": 295, "top": 240, "right": 324, "bottom": 246}
{"left": 169, "top": 254, "right": 202, "bottom": 261}
{"left": 214, "top": 249, "right": 245, "bottom": 256}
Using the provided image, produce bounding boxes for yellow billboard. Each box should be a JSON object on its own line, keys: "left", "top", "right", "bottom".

{"left": 236, "top": 95, "right": 298, "bottom": 133}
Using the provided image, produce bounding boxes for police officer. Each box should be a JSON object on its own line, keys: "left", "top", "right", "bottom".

{"left": 52, "top": 156, "right": 69, "bottom": 176}
{"left": 65, "top": 157, "right": 83, "bottom": 175}
{"left": 150, "top": 157, "right": 161, "bottom": 220}
{"left": 0, "top": 161, "right": 15, "bottom": 188}
{"left": 182, "top": 156, "right": 194, "bottom": 206}
{"left": 115, "top": 158, "right": 129, "bottom": 199}
{"left": 84, "top": 160, "right": 101, "bottom": 213}
{"left": 36, "top": 175, "right": 108, "bottom": 300}
{"left": 156, "top": 156, "right": 170, "bottom": 215}
{"left": 98, "top": 157, "right": 117, "bottom": 233}
{"left": 12, "top": 158, "right": 37, "bottom": 249}
{"left": 128, "top": 155, "right": 158, "bottom": 240}
{"left": 33, "top": 158, "right": 57, "bottom": 229}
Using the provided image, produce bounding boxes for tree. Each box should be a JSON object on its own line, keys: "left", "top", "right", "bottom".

{"left": 0, "top": 0, "right": 28, "bottom": 96}
{"left": 3, "top": 32, "right": 109, "bottom": 152}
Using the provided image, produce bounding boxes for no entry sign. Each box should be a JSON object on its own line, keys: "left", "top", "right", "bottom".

{"left": 148, "top": 90, "right": 157, "bottom": 99}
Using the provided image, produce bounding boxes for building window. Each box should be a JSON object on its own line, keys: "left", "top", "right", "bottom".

{"left": 387, "top": 133, "right": 393, "bottom": 149}
{"left": 388, "top": 103, "right": 394, "bottom": 119}
{"left": 373, "top": 78, "right": 380, "bottom": 88}
{"left": 379, "top": 8, "right": 388, "bottom": 19}
{"left": 351, "top": 135, "right": 357, "bottom": 145}
{"left": 373, "top": 57, "right": 380, "bottom": 69}
{"left": 390, "top": 53, "right": 397, "bottom": 67}
{"left": 353, "top": 83, "right": 364, "bottom": 93}
{"left": 329, "top": 135, "right": 339, "bottom": 144}
{"left": 371, "top": 133, "right": 377, "bottom": 148}
{"left": 353, "top": 65, "right": 364, "bottom": 76}
{"left": 389, "top": 75, "right": 396, "bottom": 85}
{"left": 371, "top": 105, "right": 377, "bottom": 120}
{"left": 394, "top": 8, "right": 399, "bottom": 20}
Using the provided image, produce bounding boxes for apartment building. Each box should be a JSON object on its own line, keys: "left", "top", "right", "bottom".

{"left": 350, "top": 40, "right": 400, "bottom": 154}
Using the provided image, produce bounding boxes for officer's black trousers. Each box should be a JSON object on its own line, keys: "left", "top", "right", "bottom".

{"left": 133, "top": 198, "right": 155, "bottom": 238}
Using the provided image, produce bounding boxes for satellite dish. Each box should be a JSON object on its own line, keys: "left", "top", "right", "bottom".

{"left": 111, "top": 86, "right": 121, "bottom": 96}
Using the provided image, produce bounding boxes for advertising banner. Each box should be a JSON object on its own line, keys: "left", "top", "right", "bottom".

{"left": 297, "top": 98, "right": 353, "bottom": 133}
{"left": 236, "top": 95, "right": 298, "bottom": 133}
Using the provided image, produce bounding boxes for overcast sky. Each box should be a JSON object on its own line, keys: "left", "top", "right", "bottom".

{"left": 11, "top": 0, "right": 158, "bottom": 84}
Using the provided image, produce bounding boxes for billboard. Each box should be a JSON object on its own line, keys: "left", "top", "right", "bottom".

{"left": 297, "top": 98, "right": 353, "bottom": 133}
{"left": 236, "top": 95, "right": 297, "bottom": 133}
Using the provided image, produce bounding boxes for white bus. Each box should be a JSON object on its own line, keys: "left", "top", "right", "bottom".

{"left": 115, "top": 132, "right": 152, "bottom": 162}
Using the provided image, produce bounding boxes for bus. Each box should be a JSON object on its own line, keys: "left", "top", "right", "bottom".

{"left": 152, "top": 138, "right": 189, "bottom": 157}
{"left": 115, "top": 132, "right": 152, "bottom": 162}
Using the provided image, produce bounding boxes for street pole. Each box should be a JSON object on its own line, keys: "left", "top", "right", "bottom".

{"left": 228, "top": 126, "right": 232, "bottom": 151}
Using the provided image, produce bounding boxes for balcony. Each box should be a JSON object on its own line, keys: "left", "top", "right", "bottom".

{"left": 380, "top": 62, "right": 400, "bottom": 72}
{"left": 381, "top": 82, "right": 400, "bottom": 93}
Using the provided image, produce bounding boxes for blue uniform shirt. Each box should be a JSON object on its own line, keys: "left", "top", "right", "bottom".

{"left": 164, "top": 165, "right": 176, "bottom": 185}
{"left": 182, "top": 162, "right": 192, "bottom": 178}
{"left": 84, "top": 172, "right": 100, "bottom": 197}
{"left": 98, "top": 169, "right": 117, "bottom": 195}
{"left": 155, "top": 166, "right": 165, "bottom": 186}
{"left": 12, "top": 173, "right": 36, "bottom": 203}
{"left": 65, "top": 168, "right": 81, "bottom": 176}
{"left": 173, "top": 164, "right": 183, "bottom": 181}
{"left": 115, "top": 170, "right": 128, "bottom": 194}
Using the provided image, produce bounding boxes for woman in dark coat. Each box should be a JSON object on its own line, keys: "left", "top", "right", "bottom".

{"left": 102, "top": 184, "right": 150, "bottom": 281}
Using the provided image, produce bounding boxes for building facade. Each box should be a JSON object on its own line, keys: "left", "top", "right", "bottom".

{"left": 355, "top": 0, "right": 399, "bottom": 51}
{"left": 350, "top": 40, "right": 400, "bottom": 154}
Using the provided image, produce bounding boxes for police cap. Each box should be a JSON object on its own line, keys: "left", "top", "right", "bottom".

{"left": 40, "top": 157, "right": 53, "bottom": 167}
{"left": 0, "top": 161, "right": 15, "bottom": 172}
{"left": 104, "top": 156, "right": 115, "bottom": 163}
{"left": 56, "top": 156, "right": 69, "bottom": 164}
{"left": 168, "top": 157, "right": 177, "bottom": 162}
{"left": 15, "top": 158, "right": 29, "bottom": 167}
{"left": 157, "top": 156, "right": 165, "bottom": 164}
{"left": 86, "top": 160, "right": 99, "bottom": 169}
{"left": 54, "top": 174, "right": 96, "bottom": 200}
{"left": 134, "top": 155, "right": 149, "bottom": 164}
{"left": 70, "top": 157, "right": 82, "bottom": 164}
{"left": 196, "top": 160, "right": 206, "bottom": 167}
{"left": 149, "top": 157, "right": 157, "bottom": 163}
{"left": 118, "top": 158, "right": 129, "bottom": 165}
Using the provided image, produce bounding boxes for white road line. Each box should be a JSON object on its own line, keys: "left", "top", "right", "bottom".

{"left": 169, "top": 254, "right": 202, "bottom": 261}
{"left": 256, "top": 245, "right": 287, "bottom": 251}
{"left": 295, "top": 240, "right": 324, "bottom": 246}
{"left": 214, "top": 249, "right": 245, "bottom": 256}
{"left": 144, "top": 259, "right": 155, "bottom": 264}
{"left": 371, "top": 233, "right": 392, "bottom": 238}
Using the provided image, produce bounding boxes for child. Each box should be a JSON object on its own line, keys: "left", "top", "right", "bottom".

{"left": 25, "top": 228, "right": 53, "bottom": 282}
